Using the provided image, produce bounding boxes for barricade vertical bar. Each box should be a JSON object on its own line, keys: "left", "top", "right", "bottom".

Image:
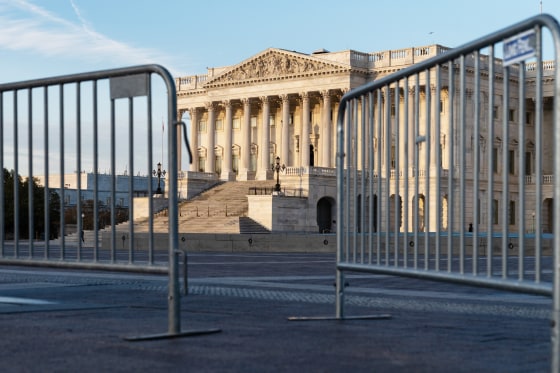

{"left": 518, "top": 62, "right": 526, "bottom": 280}
{"left": 147, "top": 77, "right": 154, "bottom": 265}
{"left": 447, "top": 61, "right": 454, "bottom": 272}
{"left": 77, "top": 83, "right": 83, "bottom": 259}
{"left": 59, "top": 84, "right": 65, "bottom": 258}
{"left": 434, "top": 65, "right": 441, "bottom": 271}
{"left": 394, "top": 80, "right": 400, "bottom": 266}
{"left": 110, "top": 99, "right": 116, "bottom": 262}
{"left": 92, "top": 81, "right": 99, "bottom": 260}
{"left": 375, "top": 90, "right": 382, "bottom": 264}
{"left": 13, "top": 91, "right": 19, "bottom": 257}
{"left": 501, "top": 66, "right": 510, "bottom": 279}
{"left": 384, "top": 85, "right": 390, "bottom": 264}
{"left": 403, "top": 76, "right": 410, "bottom": 268}
{"left": 535, "top": 26, "right": 543, "bottom": 283}
{"left": 43, "top": 87, "right": 50, "bottom": 258}
{"left": 424, "top": 70, "right": 431, "bottom": 270}
{"left": 367, "top": 92, "right": 374, "bottom": 264}
{"left": 413, "top": 74, "right": 419, "bottom": 268}
{"left": 28, "top": 88, "right": 34, "bottom": 256}
{"left": 553, "top": 31, "right": 560, "bottom": 373}
{"left": 359, "top": 91, "right": 366, "bottom": 262}
{"left": 487, "top": 46, "right": 495, "bottom": 276}
{"left": 459, "top": 54, "right": 466, "bottom": 274}
{"left": 167, "top": 82, "right": 180, "bottom": 336}
{"left": 352, "top": 98, "right": 358, "bottom": 263}
{"left": 472, "top": 51, "right": 480, "bottom": 275}
{"left": 336, "top": 100, "right": 347, "bottom": 319}
{"left": 128, "top": 97, "right": 134, "bottom": 264}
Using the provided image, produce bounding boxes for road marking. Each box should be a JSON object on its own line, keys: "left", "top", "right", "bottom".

{"left": 0, "top": 296, "right": 55, "bottom": 305}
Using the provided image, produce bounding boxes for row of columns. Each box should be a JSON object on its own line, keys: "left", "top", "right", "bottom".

{"left": 180, "top": 91, "right": 339, "bottom": 180}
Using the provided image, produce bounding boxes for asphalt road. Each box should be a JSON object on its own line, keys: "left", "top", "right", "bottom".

{"left": 0, "top": 252, "right": 553, "bottom": 372}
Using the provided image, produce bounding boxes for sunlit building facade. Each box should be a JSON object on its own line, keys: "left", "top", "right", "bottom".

{"left": 175, "top": 45, "right": 555, "bottom": 233}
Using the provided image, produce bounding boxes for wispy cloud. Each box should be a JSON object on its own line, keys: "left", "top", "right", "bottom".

{"left": 0, "top": 0, "right": 179, "bottom": 73}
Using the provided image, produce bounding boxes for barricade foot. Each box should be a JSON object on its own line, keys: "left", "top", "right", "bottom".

{"left": 124, "top": 328, "right": 222, "bottom": 341}
{"left": 287, "top": 314, "right": 391, "bottom": 321}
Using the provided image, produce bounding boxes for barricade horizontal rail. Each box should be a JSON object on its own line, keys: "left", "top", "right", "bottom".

{"left": 335, "top": 14, "right": 560, "bottom": 371}
{"left": 0, "top": 64, "right": 196, "bottom": 338}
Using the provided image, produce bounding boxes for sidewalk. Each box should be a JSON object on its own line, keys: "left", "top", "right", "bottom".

{"left": 0, "top": 254, "right": 552, "bottom": 372}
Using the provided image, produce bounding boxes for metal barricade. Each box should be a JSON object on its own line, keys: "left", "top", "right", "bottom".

{"left": 335, "top": 14, "right": 560, "bottom": 371}
{"left": 0, "top": 64, "right": 215, "bottom": 339}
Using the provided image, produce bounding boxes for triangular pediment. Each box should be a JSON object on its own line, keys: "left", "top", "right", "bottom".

{"left": 204, "top": 48, "right": 350, "bottom": 87}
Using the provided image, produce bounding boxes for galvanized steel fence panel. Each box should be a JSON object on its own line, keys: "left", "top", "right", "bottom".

{"left": 335, "top": 14, "right": 560, "bottom": 371}
{"left": 0, "top": 65, "right": 186, "bottom": 336}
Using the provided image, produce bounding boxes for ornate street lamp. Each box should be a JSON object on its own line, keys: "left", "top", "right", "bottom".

{"left": 272, "top": 156, "right": 286, "bottom": 192}
{"left": 152, "top": 162, "right": 167, "bottom": 195}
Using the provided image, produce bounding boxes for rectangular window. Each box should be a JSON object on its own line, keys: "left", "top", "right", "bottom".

{"left": 508, "top": 109, "right": 515, "bottom": 122}
{"left": 509, "top": 200, "right": 516, "bottom": 226}
{"left": 390, "top": 104, "right": 395, "bottom": 117}
{"left": 525, "top": 111, "right": 533, "bottom": 126}
{"left": 215, "top": 119, "right": 223, "bottom": 131}
{"left": 492, "top": 199, "right": 499, "bottom": 225}
{"left": 251, "top": 116, "right": 257, "bottom": 128}
{"left": 493, "top": 147, "right": 499, "bottom": 173}
{"left": 269, "top": 115, "right": 275, "bottom": 126}
{"left": 493, "top": 106, "right": 499, "bottom": 120}
{"left": 525, "top": 152, "right": 532, "bottom": 175}
{"left": 390, "top": 143, "right": 396, "bottom": 169}
{"left": 232, "top": 117, "right": 240, "bottom": 130}
{"left": 198, "top": 120, "right": 207, "bottom": 133}
{"left": 508, "top": 150, "right": 515, "bottom": 175}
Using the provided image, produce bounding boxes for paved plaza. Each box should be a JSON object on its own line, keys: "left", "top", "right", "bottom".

{"left": 0, "top": 252, "right": 552, "bottom": 372}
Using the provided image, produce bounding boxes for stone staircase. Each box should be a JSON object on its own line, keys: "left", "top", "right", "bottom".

{"left": 128, "top": 180, "right": 275, "bottom": 234}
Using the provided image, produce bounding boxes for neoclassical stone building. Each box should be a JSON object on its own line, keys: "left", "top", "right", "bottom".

{"left": 175, "top": 45, "right": 555, "bottom": 233}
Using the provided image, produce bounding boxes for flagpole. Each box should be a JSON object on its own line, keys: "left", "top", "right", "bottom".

{"left": 162, "top": 117, "right": 164, "bottom": 168}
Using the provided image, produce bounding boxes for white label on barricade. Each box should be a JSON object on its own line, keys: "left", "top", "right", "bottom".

{"left": 503, "top": 29, "right": 536, "bottom": 66}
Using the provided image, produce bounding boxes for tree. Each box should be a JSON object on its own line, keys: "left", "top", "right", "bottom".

{"left": 2, "top": 168, "right": 60, "bottom": 239}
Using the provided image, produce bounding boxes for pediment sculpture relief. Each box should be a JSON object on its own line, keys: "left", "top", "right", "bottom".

{"left": 208, "top": 51, "right": 339, "bottom": 85}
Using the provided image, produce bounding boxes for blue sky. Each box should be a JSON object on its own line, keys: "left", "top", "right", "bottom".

{"left": 0, "top": 0, "right": 557, "bottom": 83}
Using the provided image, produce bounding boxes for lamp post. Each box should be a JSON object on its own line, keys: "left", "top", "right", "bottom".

{"left": 152, "top": 162, "right": 167, "bottom": 195}
{"left": 272, "top": 156, "right": 286, "bottom": 193}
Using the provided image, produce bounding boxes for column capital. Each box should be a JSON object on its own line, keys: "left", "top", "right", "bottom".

{"left": 205, "top": 102, "right": 216, "bottom": 112}
{"left": 222, "top": 99, "right": 232, "bottom": 109}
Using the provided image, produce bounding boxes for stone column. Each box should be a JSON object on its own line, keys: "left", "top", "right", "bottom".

{"left": 321, "top": 90, "right": 332, "bottom": 168}
{"left": 240, "top": 98, "right": 251, "bottom": 179}
{"left": 301, "top": 92, "right": 310, "bottom": 168}
{"left": 188, "top": 108, "right": 199, "bottom": 172}
{"left": 206, "top": 102, "right": 215, "bottom": 173}
{"left": 221, "top": 100, "right": 234, "bottom": 180}
{"left": 408, "top": 88, "right": 416, "bottom": 175}
{"left": 257, "top": 96, "right": 270, "bottom": 180}
{"left": 430, "top": 86, "right": 438, "bottom": 170}
{"left": 281, "top": 94, "right": 290, "bottom": 166}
